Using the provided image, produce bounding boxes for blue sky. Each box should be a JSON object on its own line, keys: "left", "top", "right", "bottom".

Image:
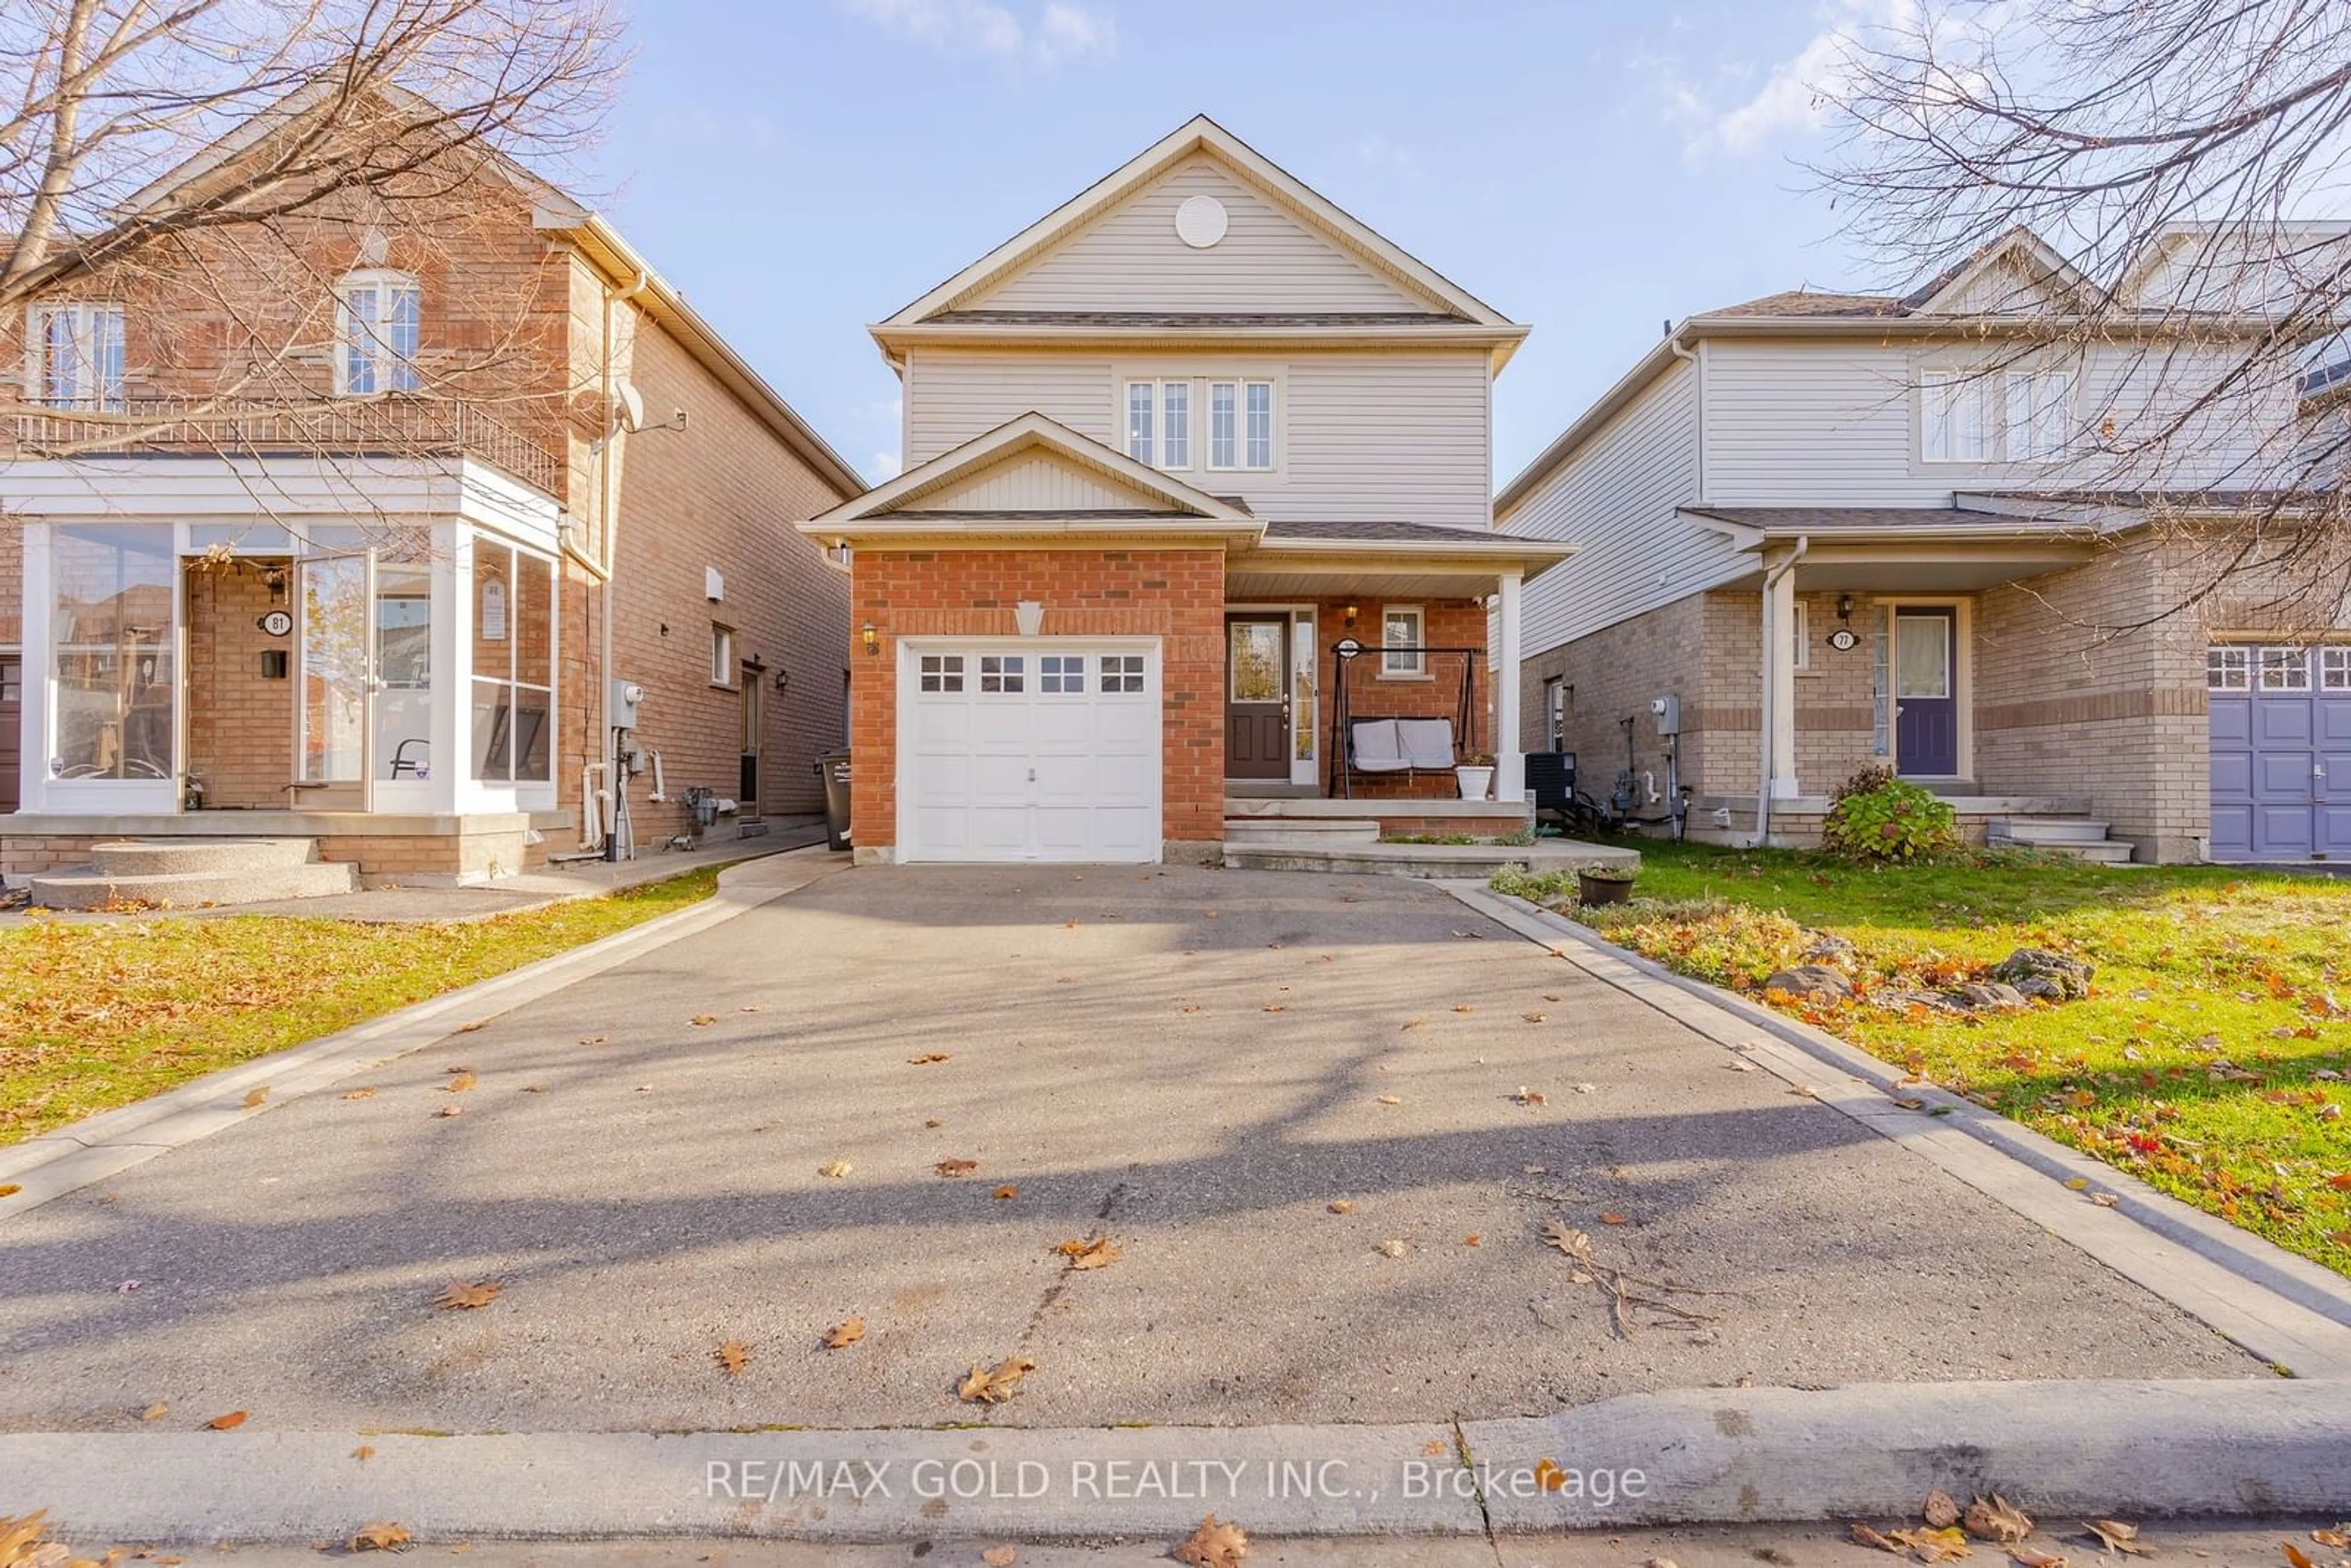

{"left": 586, "top": 1, "right": 1892, "bottom": 491}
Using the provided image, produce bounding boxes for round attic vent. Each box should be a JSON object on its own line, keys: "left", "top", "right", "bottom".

{"left": 1174, "top": 194, "right": 1228, "bottom": 249}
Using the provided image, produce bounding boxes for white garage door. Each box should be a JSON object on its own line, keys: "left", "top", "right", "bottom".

{"left": 901, "top": 641, "right": 1161, "bottom": 863}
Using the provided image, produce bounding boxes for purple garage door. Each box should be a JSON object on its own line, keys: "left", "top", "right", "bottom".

{"left": 2208, "top": 645, "right": 2351, "bottom": 861}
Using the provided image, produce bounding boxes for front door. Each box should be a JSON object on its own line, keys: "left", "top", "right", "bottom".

{"left": 291, "top": 550, "right": 375, "bottom": 811}
{"left": 1894, "top": 608, "right": 1960, "bottom": 778}
{"left": 1224, "top": 614, "right": 1289, "bottom": 780}
{"left": 0, "top": 651, "right": 20, "bottom": 813}
{"left": 739, "top": 665, "right": 762, "bottom": 807}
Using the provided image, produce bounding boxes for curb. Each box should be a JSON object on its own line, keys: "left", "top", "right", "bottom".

{"left": 4, "top": 1379, "right": 2346, "bottom": 1542}
{"left": 1442, "top": 882, "right": 2351, "bottom": 1378}
{"left": 0, "top": 848, "right": 846, "bottom": 1222}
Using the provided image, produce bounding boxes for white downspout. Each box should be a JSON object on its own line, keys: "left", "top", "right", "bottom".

{"left": 594, "top": 269, "right": 651, "bottom": 852}
{"left": 1755, "top": 534, "right": 1808, "bottom": 847}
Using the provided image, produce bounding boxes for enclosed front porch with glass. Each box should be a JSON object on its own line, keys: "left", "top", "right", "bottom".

{"left": 9, "top": 516, "right": 560, "bottom": 853}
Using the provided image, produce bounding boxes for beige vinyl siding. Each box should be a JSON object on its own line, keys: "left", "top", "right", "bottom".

{"left": 1510, "top": 359, "right": 1724, "bottom": 654}
{"left": 966, "top": 156, "right": 1431, "bottom": 315}
{"left": 909, "top": 452, "right": 1154, "bottom": 512}
{"left": 907, "top": 347, "right": 1493, "bottom": 528}
{"left": 1706, "top": 336, "right": 2301, "bottom": 504}
{"left": 904, "top": 351, "right": 1116, "bottom": 465}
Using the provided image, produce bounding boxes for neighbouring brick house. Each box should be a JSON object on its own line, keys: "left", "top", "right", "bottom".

{"left": 1, "top": 102, "right": 861, "bottom": 891}
{"left": 1502, "top": 227, "right": 2350, "bottom": 865}
{"left": 799, "top": 118, "right": 1567, "bottom": 865}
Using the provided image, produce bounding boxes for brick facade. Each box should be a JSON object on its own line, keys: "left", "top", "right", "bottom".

{"left": 1299, "top": 597, "right": 1493, "bottom": 797}
{"left": 184, "top": 560, "right": 296, "bottom": 808}
{"left": 849, "top": 545, "right": 1228, "bottom": 857}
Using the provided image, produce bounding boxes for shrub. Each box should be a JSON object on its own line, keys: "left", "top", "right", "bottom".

{"left": 1820, "top": 766, "right": 1960, "bottom": 863}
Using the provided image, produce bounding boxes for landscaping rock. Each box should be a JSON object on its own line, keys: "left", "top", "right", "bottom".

{"left": 1992, "top": 947, "right": 2094, "bottom": 1000}
{"left": 1874, "top": 989, "right": 1965, "bottom": 1015}
{"left": 1802, "top": 932, "right": 1858, "bottom": 964}
{"left": 1763, "top": 965, "right": 1853, "bottom": 1002}
{"left": 1951, "top": 980, "right": 2029, "bottom": 1013}
{"left": 2012, "top": 975, "right": 2069, "bottom": 1003}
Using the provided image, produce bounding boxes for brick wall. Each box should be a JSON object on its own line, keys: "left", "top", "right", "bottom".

{"left": 1518, "top": 595, "right": 1712, "bottom": 803}
{"left": 183, "top": 558, "right": 294, "bottom": 807}
{"left": 1304, "top": 597, "right": 1491, "bottom": 797}
{"left": 850, "top": 546, "right": 1226, "bottom": 852}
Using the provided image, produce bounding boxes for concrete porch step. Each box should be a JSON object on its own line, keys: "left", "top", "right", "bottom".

{"left": 1993, "top": 818, "right": 2115, "bottom": 846}
{"left": 88, "top": 837, "right": 321, "bottom": 876}
{"left": 1221, "top": 817, "right": 1379, "bottom": 844}
{"left": 1223, "top": 837, "right": 1639, "bottom": 879}
{"left": 29, "top": 860, "right": 359, "bottom": 910}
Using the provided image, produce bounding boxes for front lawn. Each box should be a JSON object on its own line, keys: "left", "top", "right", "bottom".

{"left": 0, "top": 868, "right": 722, "bottom": 1149}
{"left": 1494, "top": 842, "right": 2351, "bottom": 1278}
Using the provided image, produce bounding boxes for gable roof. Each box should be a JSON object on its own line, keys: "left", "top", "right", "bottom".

{"left": 1900, "top": 226, "right": 2099, "bottom": 315}
{"left": 874, "top": 115, "right": 1524, "bottom": 363}
{"left": 797, "top": 412, "right": 1258, "bottom": 542}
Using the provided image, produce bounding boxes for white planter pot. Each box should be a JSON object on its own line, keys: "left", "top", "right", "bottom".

{"left": 1455, "top": 766, "right": 1494, "bottom": 800}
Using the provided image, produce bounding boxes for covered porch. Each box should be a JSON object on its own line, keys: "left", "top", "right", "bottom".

{"left": 2, "top": 454, "right": 570, "bottom": 885}
{"left": 1221, "top": 519, "right": 1571, "bottom": 817}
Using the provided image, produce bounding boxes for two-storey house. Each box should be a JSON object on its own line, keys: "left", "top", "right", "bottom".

{"left": 801, "top": 117, "right": 1567, "bottom": 865}
{"left": 1502, "top": 227, "right": 2343, "bottom": 865}
{"left": 1, "top": 97, "right": 863, "bottom": 901}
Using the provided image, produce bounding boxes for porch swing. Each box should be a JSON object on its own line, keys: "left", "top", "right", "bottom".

{"left": 1328, "top": 640, "right": 1481, "bottom": 798}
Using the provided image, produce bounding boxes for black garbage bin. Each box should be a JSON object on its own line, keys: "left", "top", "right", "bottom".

{"left": 816, "top": 750, "right": 852, "bottom": 852}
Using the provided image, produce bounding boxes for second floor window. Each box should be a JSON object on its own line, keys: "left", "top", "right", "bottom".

{"left": 337, "top": 270, "right": 420, "bottom": 396}
{"left": 1209, "top": 379, "right": 1275, "bottom": 470}
{"left": 1923, "top": 364, "right": 2075, "bottom": 463}
{"left": 28, "top": 302, "right": 126, "bottom": 409}
{"left": 2006, "top": 369, "right": 2074, "bottom": 461}
{"left": 1124, "top": 380, "right": 1191, "bottom": 470}
{"left": 1921, "top": 370, "right": 1990, "bottom": 462}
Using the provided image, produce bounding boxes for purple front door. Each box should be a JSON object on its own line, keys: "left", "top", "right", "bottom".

{"left": 1894, "top": 609, "right": 1960, "bottom": 778}
{"left": 2208, "top": 644, "right": 2351, "bottom": 861}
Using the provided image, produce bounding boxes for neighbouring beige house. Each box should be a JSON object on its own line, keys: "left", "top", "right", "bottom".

{"left": 1502, "top": 227, "right": 2351, "bottom": 865}
{"left": 1, "top": 99, "right": 862, "bottom": 903}
{"left": 800, "top": 116, "right": 1568, "bottom": 866}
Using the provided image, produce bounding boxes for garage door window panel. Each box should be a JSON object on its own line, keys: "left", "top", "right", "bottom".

{"left": 981, "top": 655, "right": 1026, "bottom": 693}
{"left": 920, "top": 654, "right": 964, "bottom": 692}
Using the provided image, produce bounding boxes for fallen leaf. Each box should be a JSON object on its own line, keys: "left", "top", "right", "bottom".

{"left": 432, "top": 1105, "right": 462, "bottom": 1119}
{"left": 924, "top": 1119, "right": 943, "bottom": 1129}
{"left": 823, "top": 1317, "right": 865, "bottom": 1349}
{"left": 2311, "top": 1531, "right": 2350, "bottom": 1550}
{"left": 1596, "top": 1210, "right": 1632, "bottom": 1226}
{"left": 1174, "top": 1514, "right": 1250, "bottom": 1567}
{"left": 994, "top": 1185, "right": 1019, "bottom": 1200}
{"left": 520, "top": 1084, "right": 546, "bottom": 1093}
{"left": 141, "top": 1401, "right": 169, "bottom": 1421}
{"left": 1540, "top": 1221, "right": 1592, "bottom": 1260}
{"left": 1517, "top": 1088, "right": 1548, "bottom": 1106}
{"left": 983, "top": 1548, "right": 1019, "bottom": 1567}
{"left": 1463, "top": 1233, "right": 1482, "bottom": 1247}
{"left": 2011, "top": 1551, "right": 2067, "bottom": 1568}
{"left": 2327, "top": 1174, "right": 2351, "bottom": 1192}
{"left": 1524, "top": 1013, "right": 1549, "bottom": 1024}
{"left": 1423, "top": 1439, "right": 1447, "bottom": 1457}
{"left": 2064, "top": 1177, "right": 2091, "bottom": 1191}
{"left": 1648, "top": 1559, "right": 1682, "bottom": 1568}
{"left": 353, "top": 1444, "right": 375, "bottom": 1460}
{"left": 1965, "top": 1495, "right": 2034, "bottom": 1544}
{"left": 1376, "top": 1095, "right": 1401, "bottom": 1106}
{"left": 579, "top": 1035, "right": 607, "bottom": 1046}
{"left": 206, "top": 1410, "right": 248, "bottom": 1430}
{"left": 691, "top": 1015, "right": 718, "bottom": 1027}
{"left": 1523, "top": 1164, "right": 1547, "bottom": 1175}
{"left": 1892, "top": 1526, "right": 1975, "bottom": 1562}
{"left": 1534, "top": 1458, "right": 1567, "bottom": 1492}
{"left": 1327, "top": 1200, "right": 1355, "bottom": 1214}
{"left": 908, "top": 1052, "right": 952, "bottom": 1065}
{"left": 242, "top": 1087, "right": 268, "bottom": 1109}
{"left": 1453, "top": 1003, "right": 1475, "bottom": 1014}
{"left": 433, "top": 1281, "right": 501, "bottom": 1310}
{"left": 1401, "top": 1019, "right": 1425, "bottom": 1031}
{"left": 1543, "top": 993, "right": 1562, "bottom": 1002}
{"left": 1853, "top": 1525, "right": 1905, "bottom": 1555}
{"left": 2090, "top": 1192, "right": 2120, "bottom": 1208}
{"left": 2281, "top": 1546, "right": 2314, "bottom": 1568}
{"left": 454, "top": 1020, "right": 487, "bottom": 1033}
{"left": 1056, "top": 1235, "right": 1123, "bottom": 1270}
{"left": 1262, "top": 1003, "right": 1286, "bottom": 1013}
{"left": 340, "top": 1087, "right": 377, "bottom": 1101}
{"left": 819, "top": 1159, "right": 853, "bottom": 1179}
{"left": 350, "top": 1521, "right": 411, "bottom": 1552}
{"left": 1374, "top": 1239, "right": 1407, "bottom": 1258}
{"left": 958, "top": 1355, "right": 1037, "bottom": 1404}
{"left": 936, "top": 1158, "right": 979, "bottom": 1177}
{"left": 0, "top": 1185, "right": 20, "bottom": 1199}
{"left": 445, "top": 1071, "right": 476, "bottom": 1093}
{"left": 2085, "top": 1521, "right": 2149, "bottom": 1557}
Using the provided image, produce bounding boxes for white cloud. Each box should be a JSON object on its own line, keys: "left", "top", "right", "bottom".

{"left": 869, "top": 449, "right": 903, "bottom": 480}
{"left": 841, "top": 0, "right": 1114, "bottom": 66}
{"left": 1646, "top": 0, "right": 1919, "bottom": 160}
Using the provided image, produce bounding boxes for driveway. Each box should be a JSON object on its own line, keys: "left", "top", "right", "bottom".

{"left": 0, "top": 865, "right": 2258, "bottom": 1435}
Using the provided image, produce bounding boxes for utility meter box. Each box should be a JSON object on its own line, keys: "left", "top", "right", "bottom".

{"left": 609, "top": 678, "right": 645, "bottom": 731}
{"left": 1651, "top": 694, "right": 1681, "bottom": 737}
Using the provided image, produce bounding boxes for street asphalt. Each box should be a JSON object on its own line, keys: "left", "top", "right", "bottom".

{"left": 0, "top": 865, "right": 2262, "bottom": 1438}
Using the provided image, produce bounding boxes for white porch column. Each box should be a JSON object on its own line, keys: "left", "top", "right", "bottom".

{"left": 1764, "top": 559, "right": 1799, "bottom": 798}
{"left": 1495, "top": 568, "right": 1524, "bottom": 803}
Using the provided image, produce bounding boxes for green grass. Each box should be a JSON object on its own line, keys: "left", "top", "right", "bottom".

{"left": 0, "top": 868, "right": 722, "bottom": 1149}
{"left": 1494, "top": 841, "right": 2351, "bottom": 1278}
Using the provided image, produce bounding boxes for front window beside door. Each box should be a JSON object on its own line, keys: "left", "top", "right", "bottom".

{"left": 1381, "top": 605, "right": 1425, "bottom": 677}
{"left": 471, "top": 544, "right": 553, "bottom": 783}
{"left": 49, "top": 523, "right": 174, "bottom": 781}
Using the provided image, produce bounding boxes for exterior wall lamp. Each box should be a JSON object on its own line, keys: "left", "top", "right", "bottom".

{"left": 773, "top": 666, "right": 791, "bottom": 693}
{"left": 1836, "top": 593, "right": 1856, "bottom": 623}
{"left": 861, "top": 622, "right": 879, "bottom": 655}
{"left": 1343, "top": 604, "right": 1359, "bottom": 629}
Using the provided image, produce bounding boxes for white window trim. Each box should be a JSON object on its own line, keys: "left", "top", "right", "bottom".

{"left": 710, "top": 623, "right": 737, "bottom": 689}
{"left": 334, "top": 268, "right": 421, "bottom": 397}
{"left": 2259, "top": 645, "right": 2313, "bottom": 691}
{"left": 1791, "top": 599, "right": 1812, "bottom": 672}
{"left": 1112, "top": 366, "right": 1284, "bottom": 477}
{"left": 1209, "top": 377, "right": 1278, "bottom": 471}
{"left": 1379, "top": 604, "right": 1428, "bottom": 680}
{"left": 1919, "top": 359, "right": 2078, "bottom": 465}
{"left": 2323, "top": 647, "right": 2351, "bottom": 692}
{"left": 25, "top": 302, "right": 126, "bottom": 409}
{"left": 2207, "top": 645, "right": 2252, "bottom": 692}
{"left": 1124, "top": 380, "right": 1155, "bottom": 468}
{"left": 1919, "top": 367, "right": 1991, "bottom": 464}
{"left": 2006, "top": 367, "right": 2075, "bottom": 463}
{"left": 1543, "top": 675, "right": 1567, "bottom": 751}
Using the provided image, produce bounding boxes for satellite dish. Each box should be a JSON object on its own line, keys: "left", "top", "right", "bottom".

{"left": 615, "top": 381, "right": 646, "bottom": 434}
